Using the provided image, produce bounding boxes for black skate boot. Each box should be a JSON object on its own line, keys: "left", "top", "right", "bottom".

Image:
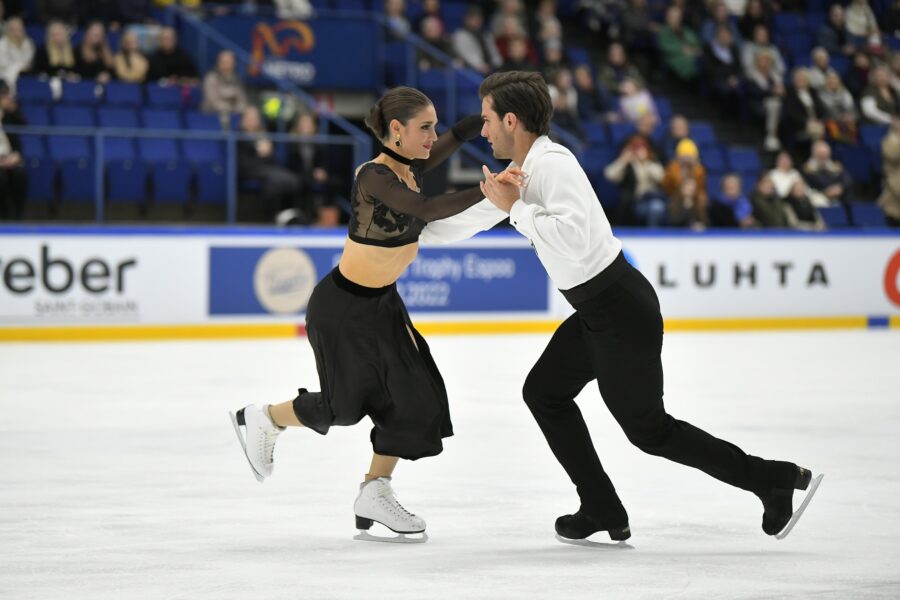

{"left": 555, "top": 510, "right": 631, "bottom": 541}
{"left": 756, "top": 466, "right": 817, "bottom": 536}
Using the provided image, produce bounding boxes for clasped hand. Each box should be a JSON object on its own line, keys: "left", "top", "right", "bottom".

{"left": 480, "top": 166, "right": 528, "bottom": 214}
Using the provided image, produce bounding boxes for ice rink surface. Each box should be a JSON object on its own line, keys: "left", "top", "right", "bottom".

{"left": 2, "top": 329, "right": 899, "bottom": 599}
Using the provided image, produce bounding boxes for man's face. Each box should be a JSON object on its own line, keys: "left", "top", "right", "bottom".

{"left": 481, "top": 96, "right": 514, "bottom": 159}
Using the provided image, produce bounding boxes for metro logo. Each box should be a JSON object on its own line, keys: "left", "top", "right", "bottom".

{"left": 249, "top": 21, "right": 315, "bottom": 76}
{"left": 885, "top": 249, "right": 900, "bottom": 307}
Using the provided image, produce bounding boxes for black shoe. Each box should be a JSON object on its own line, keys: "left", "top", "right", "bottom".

{"left": 555, "top": 510, "right": 631, "bottom": 541}
{"left": 756, "top": 466, "right": 812, "bottom": 536}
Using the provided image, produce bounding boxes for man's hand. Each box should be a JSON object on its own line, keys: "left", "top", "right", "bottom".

{"left": 480, "top": 165, "right": 527, "bottom": 214}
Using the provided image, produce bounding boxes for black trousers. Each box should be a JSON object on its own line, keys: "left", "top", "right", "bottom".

{"left": 523, "top": 253, "right": 795, "bottom": 523}
{"left": 0, "top": 166, "right": 27, "bottom": 220}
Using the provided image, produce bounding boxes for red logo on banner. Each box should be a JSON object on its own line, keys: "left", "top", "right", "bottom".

{"left": 885, "top": 249, "right": 900, "bottom": 307}
{"left": 249, "top": 21, "right": 315, "bottom": 76}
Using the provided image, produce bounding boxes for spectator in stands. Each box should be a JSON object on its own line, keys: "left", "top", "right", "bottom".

{"left": 496, "top": 36, "right": 537, "bottom": 72}
{"left": 845, "top": 49, "right": 871, "bottom": 98}
{"left": 0, "top": 82, "right": 26, "bottom": 220}
{"left": 710, "top": 173, "right": 757, "bottom": 228}
{"left": 624, "top": 113, "right": 664, "bottom": 157}
{"left": 741, "top": 25, "right": 785, "bottom": 81}
{"left": 113, "top": 29, "right": 147, "bottom": 83}
{"left": 704, "top": 25, "right": 742, "bottom": 108}
{"left": 238, "top": 106, "right": 302, "bottom": 224}
{"left": 491, "top": 0, "right": 527, "bottom": 39}
{"left": 37, "top": 0, "right": 76, "bottom": 25}
{"left": 274, "top": 0, "right": 313, "bottom": 19}
{"left": 861, "top": 65, "right": 900, "bottom": 125}
{"left": 820, "top": 71, "right": 858, "bottom": 144}
{"left": 384, "top": 0, "right": 410, "bottom": 40}
{"left": 817, "top": 4, "right": 855, "bottom": 57}
{"left": 573, "top": 63, "right": 606, "bottom": 118}
{"left": 668, "top": 177, "right": 708, "bottom": 230}
{"left": 620, "top": 0, "right": 658, "bottom": 72}
{"left": 751, "top": 174, "right": 790, "bottom": 227}
{"left": 617, "top": 77, "right": 658, "bottom": 126}
{"left": 287, "top": 112, "right": 341, "bottom": 227}
{"left": 807, "top": 47, "right": 832, "bottom": 91}
{"left": 0, "top": 16, "right": 34, "bottom": 89}
{"left": 657, "top": 6, "right": 702, "bottom": 82}
{"left": 597, "top": 42, "right": 644, "bottom": 107}
{"left": 413, "top": 0, "right": 444, "bottom": 36}
{"left": 844, "top": 0, "right": 878, "bottom": 41}
{"left": 702, "top": 1, "right": 741, "bottom": 45}
{"left": 495, "top": 16, "right": 539, "bottom": 65}
{"left": 879, "top": 118, "right": 900, "bottom": 227}
{"left": 737, "top": 0, "right": 769, "bottom": 40}
{"left": 540, "top": 41, "right": 569, "bottom": 82}
{"left": 884, "top": 0, "right": 900, "bottom": 39}
{"left": 417, "top": 16, "right": 453, "bottom": 71}
{"left": 803, "top": 139, "right": 851, "bottom": 211}
{"left": 662, "top": 138, "right": 708, "bottom": 205}
{"left": 75, "top": 22, "right": 114, "bottom": 83}
{"left": 890, "top": 53, "right": 900, "bottom": 97}
{"left": 202, "top": 50, "right": 248, "bottom": 120}
{"left": 745, "top": 52, "right": 785, "bottom": 151}
{"left": 452, "top": 6, "right": 501, "bottom": 75}
{"left": 664, "top": 114, "right": 690, "bottom": 160}
{"left": 769, "top": 150, "right": 804, "bottom": 198}
{"left": 147, "top": 27, "right": 199, "bottom": 85}
{"left": 785, "top": 180, "right": 827, "bottom": 230}
{"left": 30, "top": 20, "right": 77, "bottom": 79}
{"left": 782, "top": 68, "right": 826, "bottom": 154}
{"left": 604, "top": 135, "right": 667, "bottom": 226}
{"left": 532, "top": 0, "right": 563, "bottom": 55}
{"left": 548, "top": 67, "right": 585, "bottom": 140}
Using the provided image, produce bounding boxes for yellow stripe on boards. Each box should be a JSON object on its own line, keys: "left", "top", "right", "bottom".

{"left": 664, "top": 316, "right": 869, "bottom": 332}
{"left": 0, "top": 324, "right": 301, "bottom": 342}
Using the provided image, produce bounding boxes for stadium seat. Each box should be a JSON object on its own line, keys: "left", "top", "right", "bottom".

{"left": 182, "top": 139, "right": 225, "bottom": 165}
{"left": 727, "top": 147, "right": 762, "bottom": 173}
{"left": 104, "top": 82, "right": 143, "bottom": 107}
{"left": 850, "top": 202, "right": 886, "bottom": 227}
{"left": 195, "top": 162, "right": 227, "bottom": 204}
{"left": 22, "top": 106, "right": 50, "bottom": 126}
{"left": 184, "top": 111, "right": 221, "bottom": 131}
{"left": 835, "top": 145, "right": 872, "bottom": 184}
{"left": 141, "top": 108, "right": 183, "bottom": 130}
{"left": 700, "top": 145, "right": 727, "bottom": 173}
{"left": 609, "top": 122, "right": 636, "bottom": 147}
{"left": 138, "top": 138, "right": 180, "bottom": 163}
{"left": 51, "top": 106, "right": 96, "bottom": 127}
{"left": 20, "top": 134, "right": 47, "bottom": 158}
{"left": 584, "top": 122, "right": 608, "bottom": 146}
{"left": 107, "top": 159, "right": 147, "bottom": 203}
{"left": 59, "top": 158, "right": 96, "bottom": 202}
{"left": 145, "top": 84, "right": 184, "bottom": 110}
{"left": 103, "top": 137, "right": 137, "bottom": 161}
{"left": 24, "top": 157, "right": 56, "bottom": 201}
{"left": 98, "top": 108, "right": 140, "bottom": 129}
{"left": 16, "top": 77, "right": 53, "bottom": 105}
{"left": 151, "top": 162, "right": 192, "bottom": 203}
{"left": 48, "top": 136, "right": 92, "bottom": 161}
{"left": 818, "top": 206, "right": 849, "bottom": 227}
{"left": 690, "top": 121, "right": 716, "bottom": 145}
{"left": 61, "top": 81, "right": 100, "bottom": 106}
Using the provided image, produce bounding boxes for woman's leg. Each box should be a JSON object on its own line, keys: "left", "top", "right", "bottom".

{"left": 367, "top": 454, "right": 399, "bottom": 481}
{"left": 268, "top": 400, "right": 306, "bottom": 428}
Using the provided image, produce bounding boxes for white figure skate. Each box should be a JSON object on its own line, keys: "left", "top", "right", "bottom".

{"left": 353, "top": 477, "right": 428, "bottom": 543}
{"left": 229, "top": 405, "right": 284, "bottom": 482}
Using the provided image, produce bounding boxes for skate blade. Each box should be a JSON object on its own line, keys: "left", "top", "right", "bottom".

{"left": 555, "top": 534, "right": 633, "bottom": 550}
{"left": 775, "top": 473, "right": 824, "bottom": 540}
{"left": 354, "top": 530, "right": 428, "bottom": 544}
{"left": 229, "top": 411, "right": 264, "bottom": 483}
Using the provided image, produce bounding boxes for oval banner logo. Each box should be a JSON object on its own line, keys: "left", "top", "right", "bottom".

{"left": 252, "top": 247, "right": 317, "bottom": 314}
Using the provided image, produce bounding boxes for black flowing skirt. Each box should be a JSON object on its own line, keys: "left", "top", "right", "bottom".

{"left": 292, "top": 267, "right": 453, "bottom": 460}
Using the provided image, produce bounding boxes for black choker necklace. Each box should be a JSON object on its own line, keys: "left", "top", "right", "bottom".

{"left": 381, "top": 145, "right": 413, "bottom": 165}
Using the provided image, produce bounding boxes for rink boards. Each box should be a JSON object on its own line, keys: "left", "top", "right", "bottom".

{"left": 0, "top": 226, "right": 898, "bottom": 341}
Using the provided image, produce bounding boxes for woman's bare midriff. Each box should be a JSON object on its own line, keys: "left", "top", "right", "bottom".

{"left": 338, "top": 237, "right": 419, "bottom": 288}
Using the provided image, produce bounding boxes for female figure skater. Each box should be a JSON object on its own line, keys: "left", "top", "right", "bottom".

{"left": 230, "top": 86, "right": 521, "bottom": 543}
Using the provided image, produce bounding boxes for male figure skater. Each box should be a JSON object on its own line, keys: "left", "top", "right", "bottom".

{"left": 420, "top": 71, "right": 822, "bottom": 542}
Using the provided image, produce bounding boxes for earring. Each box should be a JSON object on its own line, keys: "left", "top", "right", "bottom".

{"left": 395, "top": 136, "right": 401, "bottom": 147}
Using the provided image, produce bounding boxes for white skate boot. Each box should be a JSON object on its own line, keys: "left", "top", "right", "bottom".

{"left": 229, "top": 405, "right": 284, "bottom": 482}
{"left": 353, "top": 477, "right": 428, "bottom": 543}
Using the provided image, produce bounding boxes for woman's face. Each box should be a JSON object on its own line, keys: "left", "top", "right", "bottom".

{"left": 49, "top": 23, "right": 68, "bottom": 46}
{"left": 393, "top": 104, "right": 439, "bottom": 160}
{"left": 85, "top": 24, "right": 104, "bottom": 45}
{"left": 122, "top": 32, "right": 139, "bottom": 52}
{"left": 776, "top": 152, "right": 792, "bottom": 170}
{"left": 758, "top": 176, "right": 775, "bottom": 195}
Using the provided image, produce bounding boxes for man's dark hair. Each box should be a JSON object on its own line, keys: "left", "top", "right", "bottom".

{"left": 479, "top": 71, "right": 552, "bottom": 136}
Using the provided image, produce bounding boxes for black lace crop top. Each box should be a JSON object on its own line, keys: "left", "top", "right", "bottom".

{"left": 348, "top": 117, "right": 485, "bottom": 247}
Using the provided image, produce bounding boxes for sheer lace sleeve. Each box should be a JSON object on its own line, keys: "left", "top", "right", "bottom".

{"left": 418, "top": 114, "right": 483, "bottom": 173}
{"left": 357, "top": 163, "right": 484, "bottom": 223}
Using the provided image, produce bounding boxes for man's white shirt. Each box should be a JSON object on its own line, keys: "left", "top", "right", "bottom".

{"left": 419, "top": 135, "right": 622, "bottom": 291}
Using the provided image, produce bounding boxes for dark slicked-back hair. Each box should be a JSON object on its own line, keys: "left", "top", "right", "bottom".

{"left": 479, "top": 71, "right": 552, "bottom": 136}
{"left": 364, "top": 86, "right": 432, "bottom": 142}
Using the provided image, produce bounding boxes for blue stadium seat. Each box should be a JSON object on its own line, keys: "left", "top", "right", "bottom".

{"left": 104, "top": 82, "right": 143, "bottom": 107}
{"left": 152, "top": 162, "right": 192, "bottom": 203}
{"left": 584, "top": 122, "right": 608, "bottom": 146}
{"left": 184, "top": 111, "right": 221, "bottom": 130}
{"left": 831, "top": 56, "right": 851, "bottom": 78}
{"left": 51, "top": 106, "right": 96, "bottom": 127}
{"left": 690, "top": 121, "right": 716, "bottom": 145}
{"left": 195, "top": 163, "right": 227, "bottom": 204}
{"left": 16, "top": 77, "right": 53, "bottom": 105}
{"left": 20, "top": 134, "right": 47, "bottom": 158}
{"left": 142, "top": 108, "right": 183, "bottom": 129}
{"left": 773, "top": 13, "right": 806, "bottom": 34}
{"left": 417, "top": 69, "right": 449, "bottom": 118}
{"left": 579, "top": 146, "right": 612, "bottom": 179}
{"left": 850, "top": 202, "right": 886, "bottom": 227}
{"left": 655, "top": 96, "right": 672, "bottom": 123}
{"left": 182, "top": 139, "right": 225, "bottom": 165}
{"left": 138, "top": 138, "right": 180, "bottom": 163}
{"left": 818, "top": 206, "right": 849, "bottom": 227}
{"left": 835, "top": 144, "right": 872, "bottom": 184}
{"left": 103, "top": 137, "right": 137, "bottom": 161}
{"left": 566, "top": 45, "right": 590, "bottom": 66}
{"left": 727, "top": 147, "right": 762, "bottom": 173}
{"left": 384, "top": 42, "right": 410, "bottom": 87}
{"left": 146, "top": 84, "right": 184, "bottom": 110}
{"left": 59, "top": 158, "right": 96, "bottom": 202}
{"left": 609, "top": 122, "right": 636, "bottom": 147}
{"left": 860, "top": 124, "right": 888, "bottom": 148}
{"left": 442, "top": 2, "right": 469, "bottom": 31}
{"left": 61, "top": 81, "right": 100, "bottom": 106}
{"left": 24, "top": 157, "right": 56, "bottom": 201}
{"left": 22, "top": 106, "right": 50, "bottom": 127}
{"left": 98, "top": 108, "right": 140, "bottom": 129}
{"left": 707, "top": 173, "right": 723, "bottom": 196}
{"left": 107, "top": 159, "right": 147, "bottom": 203}
{"left": 700, "top": 145, "right": 727, "bottom": 173}
{"left": 48, "top": 136, "right": 92, "bottom": 160}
